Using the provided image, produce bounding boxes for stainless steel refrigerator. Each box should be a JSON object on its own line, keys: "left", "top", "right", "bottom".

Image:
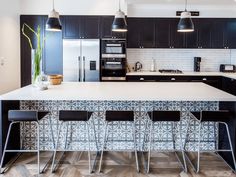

{"left": 63, "top": 39, "right": 100, "bottom": 82}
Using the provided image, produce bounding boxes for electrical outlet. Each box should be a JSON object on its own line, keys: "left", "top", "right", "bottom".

{"left": 0, "top": 57, "right": 5, "bottom": 66}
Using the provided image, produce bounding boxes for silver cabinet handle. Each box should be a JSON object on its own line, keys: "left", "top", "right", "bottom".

{"left": 83, "top": 56, "right": 85, "bottom": 82}
{"left": 202, "top": 78, "right": 207, "bottom": 81}
{"left": 171, "top": 78, "right": 176, "bottom": 81}
{"left": 140, "top": 77, "right": 144, "bottom": 81}
{"left": 78, "top": 56, "right": 81, "bottom": 82}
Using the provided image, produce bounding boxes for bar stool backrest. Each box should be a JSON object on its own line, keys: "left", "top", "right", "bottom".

{"left": 148, "top": 111, "right": 181, "bottom": 122}
{"left": 105, "top": 111, "right": 134, "bottom": 122}
{"left": 8, "top": 110, "right": 38, "bottom": 121}
{"left": 59, "top": 110, "right": 92, "bottom": 121}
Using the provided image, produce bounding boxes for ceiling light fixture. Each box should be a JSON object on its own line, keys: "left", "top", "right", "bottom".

{"left": 177, "top": 0, "right": 194, "bottom": 32}
{"left": 112, "top": 0, "right": 128, "bottom": 32}
{"left": 46, "top": 0, "right": 62, "bottom": 32}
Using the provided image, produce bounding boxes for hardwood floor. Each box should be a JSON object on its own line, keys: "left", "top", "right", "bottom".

{"left": 0, "top": 152, "right": 235, "bottom": 177}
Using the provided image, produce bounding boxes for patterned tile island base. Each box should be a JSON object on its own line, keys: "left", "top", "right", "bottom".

{"left": 20, "top": 101, "right": 219, "bottom": 152}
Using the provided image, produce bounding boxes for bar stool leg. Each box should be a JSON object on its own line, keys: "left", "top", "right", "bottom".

{"left": 99, "top": 122, "right": 108, "bottom": 173}
{"left": 147, "top": 121, "right": 154, "bottom": 173}
{"left": 51, "top": 121, "right": 63, "bottom": 173}
{"left": 36, "top": 122, "right": 41, "bottom": 174}
{"left": 196, "top": 122, "right": 202, "bottom": 173}
{"left": 86, "top": 122, "right": 91, "bottom": 173}
{"left": 178, "top": 122, "right": 187, "bottom": 172}
{"left": 0, "top": 122, "right": 14, "bottom": 174}
{"left": 141, "top": 118, "right": 149, "bottom": 172}
{"left": 224, "top": 122, "right": 236, "bottom": 172}
{"left": 133, "top": 121, "right": 139, "bottom": 172}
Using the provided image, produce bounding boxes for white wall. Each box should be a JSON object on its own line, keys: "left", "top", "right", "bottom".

{"left": 127, "top": 4, "right": 236, "bottom": 17}
{"left": 127, "top": 49, "right": 234, "bottom": 72}
{"left": 0, "top": 0, "right": 20, "bottom": 94}
{"left": 20, "top": 0, "right": 127, "bottom": 15}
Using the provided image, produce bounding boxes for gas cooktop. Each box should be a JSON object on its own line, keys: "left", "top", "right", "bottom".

{"left": 159, "top": 69, "right": 183, "bottom": 74}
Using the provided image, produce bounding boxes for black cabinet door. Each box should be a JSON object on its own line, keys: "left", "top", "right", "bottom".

{"left": 139, "top": 18, "right": 155, "bottom": 48}
{"left": 155, "top": 19, "right": 171, "bottom": 48}
{"left": 170, "top": 19, "right": 186, "bottom": 48}
{"left": 191, "top": 76, "right": 222, "bottom": 89}
{"left": 226, "top": 19, "right": 236, "bottom": 48}
{"left": 127, "top": 18, "right": 141, "bottom": 48}
{"left": 211, "top": 19, "right": 227, "bottom": 49}
{"left": 82, "top": 16, "right": 100, "bottom": 38}
{"left": 63, "top": 16, "right": 81, "bottom": 39}
{"left": 101, "top": 16, "right": 126, "bottom": 39}
{"left": 185, "top": 19, "right": 198, "bottom": 48}
{"left": 198, "top": 18, "right": 212, "bottom": 48}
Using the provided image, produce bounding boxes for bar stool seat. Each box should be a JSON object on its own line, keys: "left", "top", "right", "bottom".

{"left": 188, "top": 110, "right": 236, "bottom": 173}
{"left": 146, "top": 111, "right": 187, "bottom": 173}
{"left": 51, "top": 110, "right": 94, "bottom": 173}
{"left": 99, "top": 110, "right": 139, "bottom": 173}
{"left": 0, "top": 110, "right": 53, "bottom": 174}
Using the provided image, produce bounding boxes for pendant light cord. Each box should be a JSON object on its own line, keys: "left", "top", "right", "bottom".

{"left": 185, "top": 0, "right": 187, "bottom": 11}
{"left": 53, "top": 0, "right": 55, "bottom": 10}
{"left": 119, "top": 0, "right": 121, "bottom": 11}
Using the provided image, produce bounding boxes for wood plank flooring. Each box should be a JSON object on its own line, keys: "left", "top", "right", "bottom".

{"left": 0, "top": 152, "right": 235, "bottom": 177}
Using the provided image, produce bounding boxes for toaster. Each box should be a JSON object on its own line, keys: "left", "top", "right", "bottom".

{"left": 220, "top": 64, "right": 236, "bottom": 73}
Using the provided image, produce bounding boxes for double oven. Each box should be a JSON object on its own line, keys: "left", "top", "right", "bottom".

{"left": 101, "top": 39, "right": 127, "bottom": 81}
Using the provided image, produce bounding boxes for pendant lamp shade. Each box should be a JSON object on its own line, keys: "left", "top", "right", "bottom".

{"left": 46, "top": 0, "right": 62, "bottom": 31}
{"left": 112, "top": 0, "right": 127, "bottom": 32}
{"left": 177, "top": 11, "right": 194, "bottom": 32}
{"left": 177, "top": 0, "right": 194, "bottom": 33}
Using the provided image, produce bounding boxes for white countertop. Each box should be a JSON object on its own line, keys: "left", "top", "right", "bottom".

{"left": 126, "top": 71, "right": 236, "bottom": 79}
{"left": 1, "top": 82, "right": 236, "bottom": 102}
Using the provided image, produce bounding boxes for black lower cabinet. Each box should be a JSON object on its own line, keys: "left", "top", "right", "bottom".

{"left": 190, "top": 76, "right": 222, "bottom": 89}
{"left": 222, "top": 77, "right": 236, "bottom": 95}
{"left": 126, "top": 75, "right": 222, "bottom": 89}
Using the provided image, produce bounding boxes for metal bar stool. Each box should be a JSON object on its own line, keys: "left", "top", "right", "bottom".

{"left": 0, "top": 110, "right": 53, "bottom": 174}
{"left": 187, "top": 110, "right": 236, "bottom": 173}
{"left": 145, "top": 111, "right": 187, "bottom": 173}
{"left": 98, "top": 111, "right": 139, "bottom": 173}
{"left": 51, "top": 110, "right": 94, "bottom": 173}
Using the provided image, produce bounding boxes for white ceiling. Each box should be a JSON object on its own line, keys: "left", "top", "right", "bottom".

{"left": 126, "top": 0, "right": 236, "bottom": 5}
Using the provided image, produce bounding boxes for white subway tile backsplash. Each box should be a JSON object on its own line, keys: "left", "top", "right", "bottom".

{"left": 127, "top": 49, "right": 235, "bottom": 72}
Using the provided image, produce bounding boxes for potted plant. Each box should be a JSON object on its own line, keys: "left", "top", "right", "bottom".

{"left": 22, "top": 23, "right": 43, "bottom": 85}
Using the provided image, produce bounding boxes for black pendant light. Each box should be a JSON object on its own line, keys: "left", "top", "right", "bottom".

{"left": 112, "top": 0, "right": 127, "bottom": 32}
{"left": 177, "top": 0, "right": 194, "bottom": 32}
{"left": 46, "top": 0, "right": 62, "bottom": 32}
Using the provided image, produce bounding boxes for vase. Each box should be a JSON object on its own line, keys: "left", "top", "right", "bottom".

{"left": 31, "top": 49, "right": 42, "bottom": 86}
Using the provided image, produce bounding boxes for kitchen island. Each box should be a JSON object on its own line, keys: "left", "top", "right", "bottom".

{"left": 0, "top": 82, "right": 236, "bottom": 171}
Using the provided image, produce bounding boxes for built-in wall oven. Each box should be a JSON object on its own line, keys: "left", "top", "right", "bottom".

{"left": 101, "top": 39, "right": 127, "bottom": 81}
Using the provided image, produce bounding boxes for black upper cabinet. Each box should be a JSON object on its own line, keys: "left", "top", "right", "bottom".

{"left": 100, "top": 16, "right": 126, "bottom": 39}
{"left": 155, "top": 19, "right": 171, "bottom": 48}
{"left": 185, "top": 18, "right": 212, "bottom": 49}
{"left": 197, "top": 18, "right": 212, "bottom": 48}
{"left": 101, "top": 16, "right": 113, "bottom": 38}
{"left": 211, "top": 19, "right": 226, "bottom": 49}
{"left": 127, "top": 18, "right": 155, "bottom": 48}
{"left": 63, "top": 16, "right": 81, "bottom": 38}
{"left": 63, "top": 16, "right": 100, "bottom": 39}
{"left": 226, "top": 19, "right": 236, "bottom": 48}
{"left": 139, "top": 18, "right": 155, "bottom": 48}
{"left": 169, "top": 19, "right": 186, "bottom": 48}
{"left": 185, "top": 19, "right": 198, "bottom": 48}
{"left": 82, "top": 16, "right": 100, "bottom": 38}
{"left": 127, "top": 18, "right": 141, "bottom": 48}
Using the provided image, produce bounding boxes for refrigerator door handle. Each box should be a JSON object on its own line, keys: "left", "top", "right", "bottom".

{"left": 83, "top": 56, "right": 85, "bottom": 82}
{"left": 78, "top": 56, "right": 81, "bottom": 82}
